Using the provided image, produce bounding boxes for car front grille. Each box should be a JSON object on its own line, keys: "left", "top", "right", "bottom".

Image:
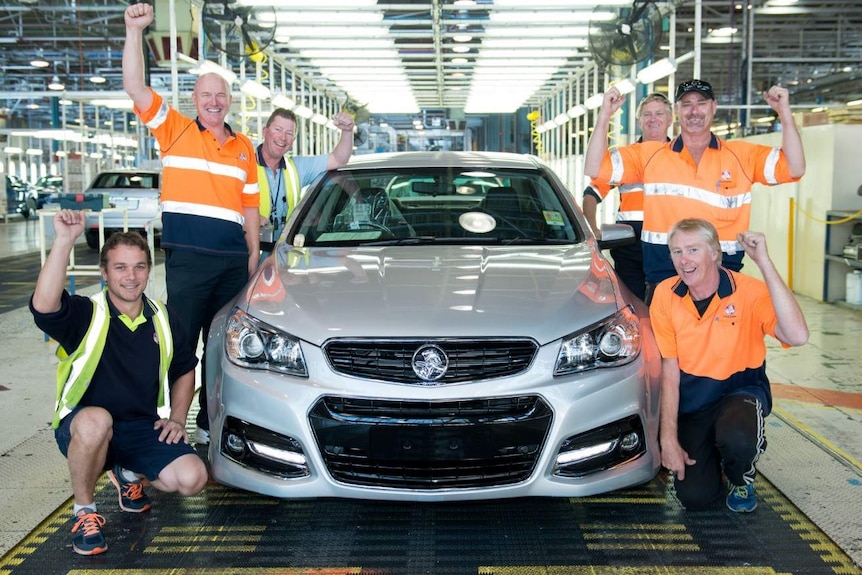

{"left": 323, "top": 339, "right": 537, "bottom": 384}
{"left": 309, "top": 396, "right": 552, "bottom": 489}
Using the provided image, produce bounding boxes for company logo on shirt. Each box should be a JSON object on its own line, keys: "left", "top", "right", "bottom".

{"left": 721, "top": 169, "right": 732, "bottom": 180}
{"left": 239, "top": 152, "right": 248, "bottom": 161}
{"left": 153, "top": 331, "right": 159, "bottom": 344}
{"left": 724, "top": 303, "right": 736, "bottom": 317}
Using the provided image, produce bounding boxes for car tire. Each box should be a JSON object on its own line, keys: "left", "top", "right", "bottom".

{"left": 85, "top": 230, "right": 101, "bottom": 250}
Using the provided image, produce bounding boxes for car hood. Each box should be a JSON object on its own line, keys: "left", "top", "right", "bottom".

{"left": 242, "top": 243, "right": 623, "bottom": 346}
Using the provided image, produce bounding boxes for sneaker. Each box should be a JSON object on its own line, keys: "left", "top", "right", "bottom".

{"left": 70, "top": 508, "right": 107, "bottom": 556}
{"left": 195, "top": 426, "right": 210, "bottom": 445}
{"left": 107, "top": 465, "right": 152, "bottom": 513}
{"left": 726, "top": 482, "right": 758, "bottom": 513}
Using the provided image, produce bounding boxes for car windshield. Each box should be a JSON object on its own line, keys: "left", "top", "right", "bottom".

{"left": 90, "top": 172, "right": 158, "bottom": 189}
{"left": 292, "top": 168, "right": 582, "bottom": 247}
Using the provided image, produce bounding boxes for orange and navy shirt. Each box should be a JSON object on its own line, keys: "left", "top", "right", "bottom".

{"left": 135, "top": 89, "right": 259, "bottom": 257}
{"left": 649, "top": 268, "right": 780, "bottom": 415}
{"left": 594, "top": 133, "right": 800, "bottom": 282}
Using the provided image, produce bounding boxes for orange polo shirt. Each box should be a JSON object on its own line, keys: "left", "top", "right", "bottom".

{"left": 135, "top": 89, "right": 259, "bottom": 257}
{"left": 649, "top": 268, "right": 780, "bottom": 415}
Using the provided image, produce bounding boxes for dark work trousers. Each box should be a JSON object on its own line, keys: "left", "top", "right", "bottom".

{"left": 672, "top": 394, "right": 765, "bottom": 511}
{"left": 165, "top": 249, "right": 249, "bottom": 430}
{"left": 609, "top": 220, "right": 645, "bottom": 302}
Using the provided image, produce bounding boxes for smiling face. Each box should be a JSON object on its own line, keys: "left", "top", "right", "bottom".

{"left": 675, "top": 92, "right": 718, "bottom": 137}
{"left": 100, "top": 244, "right": 150, "bottom": 315}
{"left": 637, "top": 99, "right": 673, "bottom": 142}
{"left": 669, "top": 229, "right": 721, "bottom": 297}
{"left": 192, "top": 73, "right": 231, "bottom": 131}
{"left": 261, "top": 115, "right": 297, "bottom": 164}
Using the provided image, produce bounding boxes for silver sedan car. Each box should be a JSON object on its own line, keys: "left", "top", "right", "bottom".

{"left": 205, "top": 151, "right": 661, "bottom": 501}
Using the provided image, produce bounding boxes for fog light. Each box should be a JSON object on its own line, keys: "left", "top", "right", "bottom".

{"left": 248, "top": 440, "right": 307, "bottom": 466}
{"left": 226, "top": 433, "right": 245, "bottom": 454}
{"left": 620, "top": 431, "right": 640, "bottom": 452}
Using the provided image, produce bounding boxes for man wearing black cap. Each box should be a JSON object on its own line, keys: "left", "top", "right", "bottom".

{"left": 584, "top": 79, "right": 805, "bottom": 304}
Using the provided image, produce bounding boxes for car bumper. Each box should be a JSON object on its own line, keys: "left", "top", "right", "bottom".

{"left": 206, "top": 340, "right": 661, "bottom": 501}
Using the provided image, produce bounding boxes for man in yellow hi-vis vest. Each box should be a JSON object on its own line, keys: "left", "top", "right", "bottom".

{"left": 30, "top": 210, "right": 207, "bottom": 556}
{"left": 257, "top": 107, "right": 356, "bottom": 244}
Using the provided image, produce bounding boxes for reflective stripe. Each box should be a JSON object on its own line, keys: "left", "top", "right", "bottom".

{"left": 161, "top": 155, "right": 250, "bottom": 184}
{"left": 764, "top": 147, "right": 780, "bottom": 184}
{"left": 162, "top": 200, "right": 245, "bottom": 225}
{"left": 643, "top": 182, "right": 752, "bottom": 210}
{"left": 616, "top": 210, "right": 644, "bottom": 222}
{"left": 284, "top": 158, "right": 301, "bottom": 214}
{"left": 145, "top": 98, "right": 170, "bottom": 130}
{"left": 643, "top": 229, "right": 741, "bottom": 253}
{"left": 609, "top": 149, "right": 624, "bottom": 185}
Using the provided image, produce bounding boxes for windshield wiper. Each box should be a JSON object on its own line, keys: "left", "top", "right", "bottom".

{"left": 362, "top": 236, "right": 440, "bottom": 246}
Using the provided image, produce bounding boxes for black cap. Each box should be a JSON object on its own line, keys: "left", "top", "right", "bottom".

{"left": 675, "top": 79, "right": 715, "bottom": 102}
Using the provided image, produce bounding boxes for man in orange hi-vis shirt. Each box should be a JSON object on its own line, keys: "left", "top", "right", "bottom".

{"left": 123, "top": 3, "right": 259, "bottom": 446}
{"left": 585, "top": 79, "right": 806, "bottom": 305}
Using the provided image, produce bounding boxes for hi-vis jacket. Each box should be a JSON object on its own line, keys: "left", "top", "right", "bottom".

{"left": 258, "top": 154, "right": 301, "bottom": 224}
{"left": 52, "top": 290, "right": 174, "bottom": 428}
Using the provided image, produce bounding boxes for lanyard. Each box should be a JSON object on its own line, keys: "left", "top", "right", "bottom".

{"left": 267, "top": 167, "right": 284, "bottom": 227}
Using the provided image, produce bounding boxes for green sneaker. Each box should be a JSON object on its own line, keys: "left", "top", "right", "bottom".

{"left": 726, "top": 482, "right": 757, "bottom": 513}
{"left": 70, "top": 508, "right": 107, "bottom": 556}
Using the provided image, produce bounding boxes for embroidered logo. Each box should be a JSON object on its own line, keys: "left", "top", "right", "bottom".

{"left": 721, "top": 169, "right": 732, "bottom": 180}
{"left": 725, "top": 304, "right": 736, "bottom": 316}
{"left": 239, "top": 152, "right": 247, "bottom": 161}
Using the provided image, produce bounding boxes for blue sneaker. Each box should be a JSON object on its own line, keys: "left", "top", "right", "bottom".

{"left": 107, "top": 465, "right": 152, "bottom": 513}
{"left": 726, "top": 482, "right": 757, "bottom": 513}
{"left": 70, "top": 508, "right": 107, "bottom": 556}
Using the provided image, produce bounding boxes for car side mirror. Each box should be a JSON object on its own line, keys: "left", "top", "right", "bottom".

{"left": 598, "top": 223, "right": 636, "bottom": 250}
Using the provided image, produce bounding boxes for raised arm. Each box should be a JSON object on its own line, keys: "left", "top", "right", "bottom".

{"left": 737, "top": 230, "right": 809, "bottom": 346}
{"left": 123, "top": 3, "right": 155, "bottom": 112}
{"left": 764, "top": 85, "right": 805, "bottom": 178}
{"left": 584, "top": 87, "right": 626, "bottom": 178}
{"left": 326, "top": 112, "right": 357, "bottom": 170}
{"left": 32, "top": 210, "right": 85, "bottom": 314}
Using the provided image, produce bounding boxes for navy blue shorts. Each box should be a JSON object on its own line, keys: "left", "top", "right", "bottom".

{"left": 55, "top": 408, "right": 197, "bottom": 482}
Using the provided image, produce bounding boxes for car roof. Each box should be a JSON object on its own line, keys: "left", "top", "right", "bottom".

{"left": 338, "top": 151, "right": 546, "bottom": 172}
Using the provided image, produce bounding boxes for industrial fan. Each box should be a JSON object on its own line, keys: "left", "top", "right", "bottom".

{"left": 588, "top": 0, "right": 663, "bottom": 69}
{"left": 201, "top": 0, "right": 276, "bottom": 59}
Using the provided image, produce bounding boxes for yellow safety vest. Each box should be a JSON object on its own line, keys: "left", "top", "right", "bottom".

{"left": 52, "top": 290, "right": 174, "bottom": 428}
{"left": 258, "top": 157, "right": 301, "bottom": 222}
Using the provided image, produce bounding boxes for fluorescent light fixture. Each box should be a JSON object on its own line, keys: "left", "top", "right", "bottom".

{"left": 754, "top": 116, "right": 775, "bottom": 123}
{"left": 273, "top": 11, "right": 382, "bottom": 24}
{"left": 567, "top": 104, "right": 587, "bottom": 118}
{"left": 293, "top": 105, "right": 313, "bottom": 119}
{"left": 482, "top": 38, "right": 587, "bottom": 49}
{"left": 89, "top": 152, "right": 104, "bottom": 159}
{"left": 240, "top": 79, "right": 272, "bottom": 100}
{"left": 453, "top": 34, "right": 473, "bottom": 43}
{"left": 194, "top": 60, "right": 237, "bottom": 85}
{"left": 495, "top": 0, "right": 630, "bottom": 5}
{"left": 56, "top": 150, "right": 69, "bottom": 158}
{"left": 477, "top": 49, "right": 577, "bottom": 59}
{"left": 636, "top": 57, "right": 677, "bottom": 84}
{"left": 553, "top": 113, "right": 569, "bottom": 126}
{"left": 48, "top": 75, "right": 65, "bottom": 91}
{"left": 451, "top": 57, "right": 469, "bottom": 65}
{"left": 847, "top": 99, "right": 862, "bottom": 107}
{"left": 484, "top": 26, "right": 588, "bottom": 37}
{"left": 290, "top": 38, "right": 392, "bottom": 49}
{"left": 584, "top": 93, "right": 605, "bottom": 110}
{"left": 90, "top": 99, "right": 135, "bottom": 110}
{"left": 3, "top": 147, "right": 23, "bottom": 154}
{"left": 26, "top": 148, "right": 43, "bottom": 156}
{"left": 299, "top": 49, "right": 398, "bottom": 59}
{"left": 30, "top": 58, "right": 50, "bottom": 68}
{"left": 613, "top": 79, "right": 636, "bottom": 95}
{"left": 272, "top": 94, "right": 296, "bottom": 109}
{"left": 452, "top": 45, "right": 471, "bottom": 53}
{"left": 239, "top": 0, "right": 375, "bottom": 5}
{"left": 311, "top": 58, "right": 401, "bottom": 68}
{"left": 26, "top": 103, "right": 40, "bottom": 110}
{"left": 89, "top": 75, "right": 107, "bottom": 84}
{"left": 490, "top": 11, "right": 610, "bottom": 23}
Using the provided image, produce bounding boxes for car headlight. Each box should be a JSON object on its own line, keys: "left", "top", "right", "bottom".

{"left": 554, "top": 306, "right": 640, "bottom": 375}
{"left": 224, "top": 308, "right": 308, "bottom": 377}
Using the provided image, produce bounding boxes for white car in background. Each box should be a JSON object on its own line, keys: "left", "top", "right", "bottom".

{"left": 205, "top": 151, "right": 661, "bottom": 501}
{"left": 83, "top": 170, "right": 161, "bottom": 249}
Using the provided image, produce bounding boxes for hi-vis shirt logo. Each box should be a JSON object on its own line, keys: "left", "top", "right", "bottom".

{"left": 239, "top": 152, "right": 248, "bottom": 161}
{"left": 724, "top": 303, "right": 737, "bottom": 317}
{"left": 721, "top": 169, "right": 732, "bottom": 181}
{"left": 153, "top": 331, "right": 160, "bottom": 344}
